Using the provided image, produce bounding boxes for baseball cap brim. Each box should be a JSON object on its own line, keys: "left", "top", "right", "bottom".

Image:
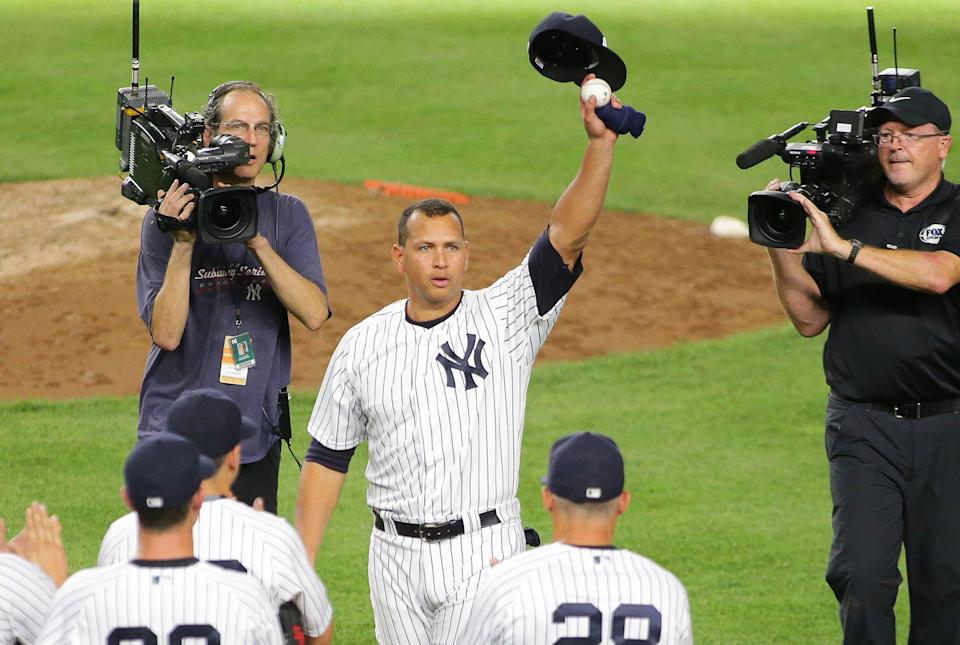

{"left": 867, "top": 104, "right": 935, "bottom": 128}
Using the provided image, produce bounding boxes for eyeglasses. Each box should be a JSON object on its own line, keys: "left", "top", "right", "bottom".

{"left": 216, "top": 120, "right": 272, "bottom": 138}
{"left": 873, "top": 131, "right": 946, "bottom": 147}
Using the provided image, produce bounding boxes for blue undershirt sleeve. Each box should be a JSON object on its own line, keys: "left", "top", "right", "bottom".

{"left": 305, "top": 438, "right": 356, "bottom": 473}
{"left": 527, "top": 229, "right": 584, "bottom": 316}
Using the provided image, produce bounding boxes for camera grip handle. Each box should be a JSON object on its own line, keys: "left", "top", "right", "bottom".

{"left": 155, "top": 212, "right": 186, "bottom": 233}
{"left": 596, "top": 103, "right": 646, "bottom": 138}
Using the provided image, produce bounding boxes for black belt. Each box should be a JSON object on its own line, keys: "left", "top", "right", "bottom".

{"left": 863, "top": 398, "right": 960, "bottom": 419}
{"left": 373, "top": 509, "right": 500, "bottom": 541}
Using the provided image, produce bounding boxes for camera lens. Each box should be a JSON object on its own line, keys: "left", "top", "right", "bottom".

{"left": 209, "top": 203, "right": 241, "bottom": 233}
{"left": 196, "top": 187, "right": 259, "bottom": 244}
{"left": 760, "top": 207, "right": 798, "bottom": 236}
{"left": 747, "top": 190, "right": 807, "bottom": 249}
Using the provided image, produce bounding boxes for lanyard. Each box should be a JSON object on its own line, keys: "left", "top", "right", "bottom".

{"left": 218, "top": 246, "right": 250, "bottom": 332}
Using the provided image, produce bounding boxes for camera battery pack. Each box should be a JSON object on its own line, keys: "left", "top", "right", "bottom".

{"left": 116, "top": 85, "right": 169, "bottom": 171}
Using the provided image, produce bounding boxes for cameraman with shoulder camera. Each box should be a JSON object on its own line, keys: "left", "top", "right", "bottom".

{"left": 767, "top": 86, "right": 960, "bottom": 644}
{"left": 137, "top": 81, "right": 330, "bottom": 514}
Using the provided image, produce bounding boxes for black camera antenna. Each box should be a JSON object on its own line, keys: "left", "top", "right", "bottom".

{"left": 131, "top": 0, "right": 140, "bottom": 91}
{"left": 867, "top": 7, "right": 882, "bottom": 105}
{"left": 128, "top": 0, "right": 149, "bottom": 117}
{"left": 892, "top": 27, "right": 901, "bottom": 90}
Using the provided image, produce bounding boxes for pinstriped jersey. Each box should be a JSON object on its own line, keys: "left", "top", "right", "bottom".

{"left": 96, "top": 497, "right": 333, "bottom": 637}
{"left": 35, "top": 559, "right": 282, "bottom": 644}
{"left": 308, "top": 233, "right": 575, "bottom": 521}
{"left": 0, "top": 553, "right": 56, "bottom": 645}
{"left": 460, "top": 542, "right": 693, "bottom": 645}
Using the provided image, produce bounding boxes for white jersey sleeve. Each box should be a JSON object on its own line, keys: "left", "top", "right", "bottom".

{"left": 461, "top": 542, "right": 693, "bottom": 645}
{"left": 486, "top": 232, "right": 576, "bottom": 366}
{"left": 307, "top": 323, "right": 369, "bottom": 449}
{"left": 0, "top": 553, "right": 57, "bottom": 645}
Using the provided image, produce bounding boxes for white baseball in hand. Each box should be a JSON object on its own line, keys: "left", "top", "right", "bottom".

{"left": 580, "top": 78, "right": 611, "bottom": 107}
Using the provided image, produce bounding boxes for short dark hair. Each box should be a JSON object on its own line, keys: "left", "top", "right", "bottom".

{"left": 552, "top": 494, "right": 620, "bottom": 519}
{"left": 135, "top": 498, "right": 192, "bottom": 532}
{"left": 397, "top": 198, "right": 465, "bottom": 246}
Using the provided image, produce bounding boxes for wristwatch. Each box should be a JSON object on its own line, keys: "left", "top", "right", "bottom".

{"left": 846, "top": 239, "right": 863, "bottom": 266}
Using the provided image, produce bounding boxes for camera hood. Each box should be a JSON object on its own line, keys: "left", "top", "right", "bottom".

{"left": 197, "top": 186, "right": 258, "bottom": 245}
{"left": 528, "top": 12, "right": 627, "bottom": 91}
{"left": 747, "top": 190, "right": 807, "bottom": 249}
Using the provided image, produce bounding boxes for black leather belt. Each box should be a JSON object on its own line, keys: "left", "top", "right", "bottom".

{"left": 373, "top": 509, "right": 501, "bottom": 541}
{"left": 863, "top": 398, "right": 960, "bottom": 419}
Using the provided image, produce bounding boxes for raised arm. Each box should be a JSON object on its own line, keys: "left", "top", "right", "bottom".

{"left": 548, "top": 75, "right": 620, "bottom": 269}
{"left": 757, "top": 180, "right": 830, "bottom": 337}
{"left": 789, "top": 189, "right": 960, "bottom": 295}
{"left": 147, "top": 180, "right": 197, "bottom": 350}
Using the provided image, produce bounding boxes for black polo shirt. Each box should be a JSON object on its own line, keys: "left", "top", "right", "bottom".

{"left": 804, "top": 178, "right": 960, "bottom": 402}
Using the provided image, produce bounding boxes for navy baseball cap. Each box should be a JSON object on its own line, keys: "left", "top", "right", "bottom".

{"left": 542, "top": 432, "right": 625, "bottom": 503}
{"left": 164, "top": 389, "right": 257, "bottom": 459}
{"left": 865, "top": 87, "right": 952, "bottom": 132}
{"left": 125, "top": 434, "right": 216, "bottom": 510}
{"left": 528, "top": 12, "right": 627, "bottom": 91}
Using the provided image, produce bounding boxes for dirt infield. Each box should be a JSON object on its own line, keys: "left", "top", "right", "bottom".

{"left": 0, "top": 177, "right": 786, "bottom": 401}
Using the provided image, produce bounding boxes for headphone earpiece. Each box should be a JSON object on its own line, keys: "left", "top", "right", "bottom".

{"left": 269, "top": 123, "right": 286, "bottom": 164}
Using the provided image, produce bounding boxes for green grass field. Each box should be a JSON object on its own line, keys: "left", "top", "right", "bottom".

{"left": 0, "top": 327, "right": 914, "bottom": 642}
{"left": 0, "top": 0, "right": 939, "bottom": 641}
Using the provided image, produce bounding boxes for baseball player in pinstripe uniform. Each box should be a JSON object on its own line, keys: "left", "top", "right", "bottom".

{"left": 0, "top": 554, "right": 55, "bottom": 645}
{"left": 97, "top": 389, "right": 334, "bottom": 645}
{"left": 296, "top": 79, "right": 625, "bottom": 644}
{"left": 460, "top": 432, "right": 693, "bottom": 644}
{"left": 37, "top": 433, "right": 283, "bottom": 644}
{"left": 0, "top": 503, "right": 66, "bottom": 645}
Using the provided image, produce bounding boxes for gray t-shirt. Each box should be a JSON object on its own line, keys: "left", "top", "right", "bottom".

{"left": 136, "top": 190, "right": 327, "bottom": 461}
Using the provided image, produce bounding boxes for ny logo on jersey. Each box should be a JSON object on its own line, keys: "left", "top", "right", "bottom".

{"left": 246, "top": 283, "right": 262, "bottom": 301}
{"left": 436, "top": 333, "right": 489, "bottom": 390}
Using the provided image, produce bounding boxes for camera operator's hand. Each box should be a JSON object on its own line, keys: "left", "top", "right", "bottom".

{"left": 787, "top": 190, "right": 852, "bottom": 260}
{"left": 157, "top": 179, "right": 196, "bottom": 245}
{"left": 581, "top": 73, "right": 621, "bottom": 145}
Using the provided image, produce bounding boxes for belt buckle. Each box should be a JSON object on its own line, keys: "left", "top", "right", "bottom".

{"left": 418, "top": 521, "right": 449, "bottom": 542}
{"left": 893, "top": 402, "right": 920, "bottom": 419}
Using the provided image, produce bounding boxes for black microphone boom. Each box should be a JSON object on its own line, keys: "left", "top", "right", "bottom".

{"left": 736, "top": 138, "right": 782, "bottom": 170}
{"left": 735, "top": 121, "right": 809, "bottom": 169}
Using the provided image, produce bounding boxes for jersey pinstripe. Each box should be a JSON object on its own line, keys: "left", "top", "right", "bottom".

{"left": 96, "top": 497, "right": 333, "bottom": 637}
{"left": 460, "top": 542, "right": 693, "bottom": 644}
{"left": 0, "top": 553, "right": 57, "bottom": 645}
{"left": 35, "top": 559, "right": 282, "bottom": 644}
{"left": 308, "top": 243, "right": 564, "bottom": 521}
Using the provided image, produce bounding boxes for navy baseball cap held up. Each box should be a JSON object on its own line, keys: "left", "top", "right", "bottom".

{"left": 165, "top": 388, "right": 257, "bottom": 459}
{"left": 543, "top": 431, "right": 625, "bottom": 503}
{"left": 865, "top": 87, "right": 952, "bottom": 132}
{"left": 125, "top": 434, "right": 216, "bottom": 510}
{"left": 528, "top": 12, "right": 627, "bottom": 91}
